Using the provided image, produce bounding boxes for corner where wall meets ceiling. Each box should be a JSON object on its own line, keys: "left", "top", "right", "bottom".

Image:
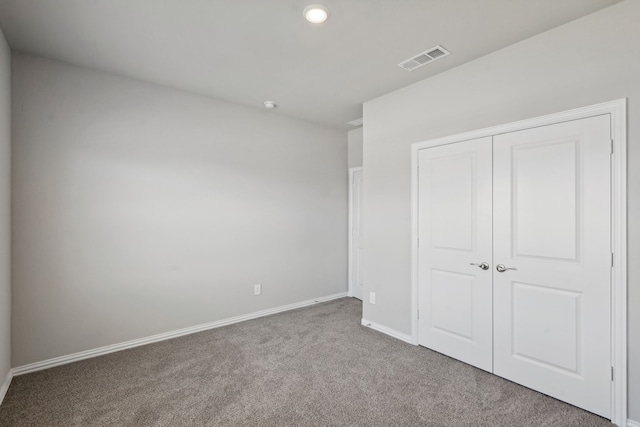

{"left": 0, "top": 0, "right": 622, "bottom": 128}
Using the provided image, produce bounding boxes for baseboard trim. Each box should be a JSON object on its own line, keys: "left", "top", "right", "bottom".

{"left": 12, "top": 292, "right": 348, "bottom": 377}
{"left": 361, "top": 318, "right": 414, "bottom": 344}
{"left": 627, "top": 419, "right": 640, "bottom": 427}
{"left": 0, "top": 370, "right": 12, "bottom": 407}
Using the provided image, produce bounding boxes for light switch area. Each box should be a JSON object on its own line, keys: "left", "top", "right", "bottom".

{"left": 369, "top": 292, "right": 376, "bottom": 304}
{"left": 254, "top": 283, "right": 262, "bottom": 295}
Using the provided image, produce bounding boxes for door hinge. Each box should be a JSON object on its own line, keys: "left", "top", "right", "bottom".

{"left": 610, "top": 139, "right": 614, "bottom": 155}
{"left": 418, "top": 309, "right": 420, "bottom": 319}
{"left": 611, "top": 366, "right": 614, "bottom": 381}
{"left": 611, "top": 252, "right": 614, "bottom": 268}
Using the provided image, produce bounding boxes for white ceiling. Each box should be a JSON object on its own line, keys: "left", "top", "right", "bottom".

{"left": 0, "top": 0, "right": 621, "bottom": 129}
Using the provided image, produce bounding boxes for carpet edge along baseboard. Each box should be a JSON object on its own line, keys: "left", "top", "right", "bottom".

{"left": 360, "top": 318, "right": 413, "bottom": 344}
{"left": 0, "top": 370, "right": 11, "bottom": 406}
{"left": 10, "top": 292, "right": 348, "bottom": 377}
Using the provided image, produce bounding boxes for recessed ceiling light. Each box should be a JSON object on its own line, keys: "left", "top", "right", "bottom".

{"left": 264, "top": 101, "right": 277, "bottom": 109}
{"left": 304, "top": 4, "right": 330, "bottom": 24}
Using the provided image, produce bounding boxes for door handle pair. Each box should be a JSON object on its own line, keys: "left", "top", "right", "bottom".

{"left": 470, "top": 262, "right": 517, "bottom": 273}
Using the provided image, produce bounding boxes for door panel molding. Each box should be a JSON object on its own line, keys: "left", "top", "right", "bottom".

{"left": 492, "top": 115, "right": 612, "bottom": 417}
{"left": 410, "top": 99, "right": 627, "bottom": 426}
{"left": 417, "top": 137, "right": 494, "bottom": 371}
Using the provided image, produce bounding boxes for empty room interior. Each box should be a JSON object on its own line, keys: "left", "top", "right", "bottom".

{"left": 0, "top": 0, "right": 638, "bottom": 426}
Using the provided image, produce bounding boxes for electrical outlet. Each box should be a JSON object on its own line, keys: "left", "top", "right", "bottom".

{"left": 369, "top": 292, "right": 376, "bottom": 304}
{"left": 254, "top": 283, "right": 262, "bottom": 295}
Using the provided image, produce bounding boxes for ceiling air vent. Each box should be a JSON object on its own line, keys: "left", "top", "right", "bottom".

{"left": 398, "top": 45, "right": 450, "bottom": 71}
{"left": 347, "top": 118, "right": 363, "bottom": 127}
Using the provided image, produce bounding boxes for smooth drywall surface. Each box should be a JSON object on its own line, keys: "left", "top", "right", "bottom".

{"left": 11, "top": 53, "right": 347, "bottom": 366}
{"left": 348, "top": 128, "right": 363, "bottom": 168}
{"left": 0, "top": 27, "right": 10, "bottom": 386}
{"left": 362, "top": 1, "right": 639, "bottom": 420}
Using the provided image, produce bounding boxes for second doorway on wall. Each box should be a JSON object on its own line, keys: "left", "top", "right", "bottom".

{"left": 349, "top": 167, "right": 364, "bottom": 301}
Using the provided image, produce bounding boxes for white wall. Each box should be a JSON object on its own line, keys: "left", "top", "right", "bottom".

{"left": 11, "top": 53, "right": 347, "bottom": 367}
{"left": 0, "top": 28, "right": 11, "bottom": 388}
{"left": 348, "top": 128, "right": 363, "bottom": 168}
{"left": 362, "top": 1, "right": 640, "bottom": 421}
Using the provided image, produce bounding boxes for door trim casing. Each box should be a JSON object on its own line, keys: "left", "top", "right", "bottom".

{"left": 410, "top": 99, "right": 627, "bottom": 426}
{"left": 348, "top": 166, "right": 363, "bottom": 299}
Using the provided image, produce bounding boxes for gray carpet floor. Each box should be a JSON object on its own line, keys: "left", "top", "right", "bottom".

{"left": 0, "top": 297, "right": 611, "bottom": 426}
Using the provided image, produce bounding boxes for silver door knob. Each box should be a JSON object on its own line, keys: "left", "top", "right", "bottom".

{"left": 470, "top": 262, "right": 490, "bottom": 270}
{"left": 496, "top": 264, "right": 517, "bottom": 273}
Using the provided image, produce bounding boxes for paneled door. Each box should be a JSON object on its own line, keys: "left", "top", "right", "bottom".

{"left": 492, "top": 115, "right": 612, "bottom": 417}
{"left": 416, "top": 114, "right": 612, "bottom": 417}
{"left": 349, "top": 167, "right": 364, "bottom": 300}
{"left": 417, "top": 137, "right": 493, "bottom": 371}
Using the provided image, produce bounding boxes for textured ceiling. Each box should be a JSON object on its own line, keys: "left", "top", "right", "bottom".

{"left": 0, "top": 0, "right": 621, "bottom": 129}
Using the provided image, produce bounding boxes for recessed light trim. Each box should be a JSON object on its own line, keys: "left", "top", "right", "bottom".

{"left": 264, "top": 101, "right": 276, "bottom": 109}
{"left": 304, "top": 4, "right": 330, "bottom": 24}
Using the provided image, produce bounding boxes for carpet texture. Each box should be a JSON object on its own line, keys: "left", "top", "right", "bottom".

{"left": 0, "top": 298, "right": 611, "bottom": 426}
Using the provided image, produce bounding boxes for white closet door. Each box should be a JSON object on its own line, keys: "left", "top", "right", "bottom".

{"left": 418, "top": 137, "right": 493, "bottom": 371}
{"left": 350, "top": 168, "right": 364, "bottom": 301}
{"left": 492, "top": 115, "right": 611, "bottom": 417}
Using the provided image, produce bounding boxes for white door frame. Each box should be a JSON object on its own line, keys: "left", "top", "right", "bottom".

{"left": 348, "top": 167, "right": 363, "bottom": 298}
{"left": 410, "top": 99, "right": 627, "bottom": 426}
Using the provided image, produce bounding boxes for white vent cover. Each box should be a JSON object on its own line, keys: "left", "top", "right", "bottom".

{"left": 398, "top": 45, "right": 450, "bottom": 71}
{"left": 347, "top": 117, "right": 363, "bottom": 127}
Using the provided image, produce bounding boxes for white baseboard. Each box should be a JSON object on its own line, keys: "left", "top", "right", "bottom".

{"left": 12, "top": 292, "right": 348, "bottom": 377}
{"left": 627, "top": 419, "right": 640, "bottom": 427}
{"left": 0, "top": 369, "right": 12, "bottom": 407}
{"left": 361, "top": 318, "right": 414, "bottom": 344}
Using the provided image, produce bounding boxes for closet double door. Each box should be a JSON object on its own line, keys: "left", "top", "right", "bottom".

{"left": 417, "top": 115, "right": 611, "bottom": 417}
